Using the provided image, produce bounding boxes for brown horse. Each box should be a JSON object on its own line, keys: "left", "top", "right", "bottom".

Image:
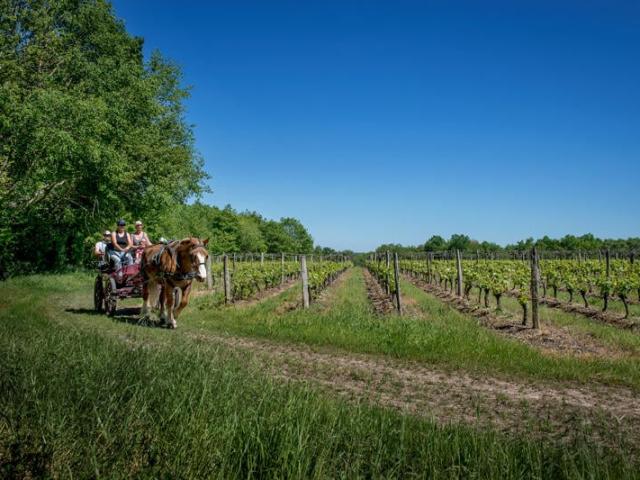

{"left": 140, "top": 237, "right": 209, "bottom": 328}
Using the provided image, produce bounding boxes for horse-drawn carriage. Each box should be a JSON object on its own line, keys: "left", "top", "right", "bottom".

{"left": 93, "top": 247, "right": 182, "bottom": 316}
{"left": 93, "top": 238, "right": 208, "bottom": 328}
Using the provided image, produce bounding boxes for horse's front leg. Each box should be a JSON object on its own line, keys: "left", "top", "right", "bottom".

{"left": 174, "top": 283, "right": 192, "bottom": 319}
{"left": 141, "top": 280, "right": 151, "bottom": 318}
{"left": 164, "top": 284, "right": 176, "bottom": 329}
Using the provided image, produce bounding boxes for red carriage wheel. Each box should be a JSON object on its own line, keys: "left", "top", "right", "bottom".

{"left": 105, "top": 277, "right": 118, "bottom": 316}
{"left": 93, "top": 275, "right": 105, "bottom": 312}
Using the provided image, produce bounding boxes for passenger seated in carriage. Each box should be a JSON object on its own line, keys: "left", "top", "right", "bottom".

{"left": 110, "top": 220, "right": 133, "bottom": 275}
{"left": 131, "top": 220, "right": 151, "bottom": 263}
{"left": 94, "top": 230, "right": 112, "bottom": 269}
{"left": 132, "top": 220, "right": 151, "bottom": 247}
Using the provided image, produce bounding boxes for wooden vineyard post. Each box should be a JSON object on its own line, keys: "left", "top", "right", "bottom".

{"left": 206, "top": 254, "right": 213, "bottom": 290}
{"left": 427, "top": 253, "right": 432, "bottom": 283}
{"left": 281, "top": 252, "right": 285, "bottom": 285}
{"left": 385, "top": 251, "right": 391, "bottom": 295}
{"left": 223, "top": 254, "right": 232, "bottom": 304}
{"left": 261, "top": 252, "right": 264, "bottom": 265}
{"left": 603, "top": 249, "right": 610, "bottom": 312}
{"left": 455, "top": 249, "right": 463, "bottom": 297}
{"left": 530, "top": 247, "right": 540, "bottom": 329}
{"left": 393, "top": 252, "right": 403, "bottom": 315}
{"left": 300, "top": 255, "right": 310, "bottom": 309}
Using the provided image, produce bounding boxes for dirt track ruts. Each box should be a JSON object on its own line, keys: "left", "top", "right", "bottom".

{"left": 189, "top": 331, "right": 640, "bottom": 450}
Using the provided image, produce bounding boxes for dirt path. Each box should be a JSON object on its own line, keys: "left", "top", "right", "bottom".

{"left": 189, "top": 331, "right": 640, "bottom": 450}
{"left": 405, "top": 275, "right": 633, "bottom": 359}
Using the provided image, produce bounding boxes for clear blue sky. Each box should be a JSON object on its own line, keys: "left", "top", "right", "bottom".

{"left": 112, "top": 0, "right": 640, "bottom": 251}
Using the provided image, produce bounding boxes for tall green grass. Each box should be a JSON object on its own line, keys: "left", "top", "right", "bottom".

{"left": 2, "top": 270, "right": 639, "bottom": 391}
{"left": 1, "top": 288, "right": 637, "bottom": 478}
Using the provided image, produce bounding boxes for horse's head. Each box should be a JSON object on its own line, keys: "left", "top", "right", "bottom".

{"left": 177, "top": 237, "right": 209, "bottom": 282}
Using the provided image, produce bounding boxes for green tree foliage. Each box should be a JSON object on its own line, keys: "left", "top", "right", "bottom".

{"left": 0, "top": 0, "right": 206, "bottom": 276}
{"left": 153, "top": 203, "right": 314, "bottom": 255}
{"left": 375, "top": 243, "right": 422, "bottom": 255}
{"left": 447, "top": 234, "right": 471, "bottom": 252}
{"left": 424, "top": 235, "right": 447, "bottom": 252}
{"left": 280, "top": 217, "right": 314, "bottom": 253}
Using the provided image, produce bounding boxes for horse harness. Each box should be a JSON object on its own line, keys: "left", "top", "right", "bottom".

{"left": 150, "top": 241, "right": 207, "bottom": 282}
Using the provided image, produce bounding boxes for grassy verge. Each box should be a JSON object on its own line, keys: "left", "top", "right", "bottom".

{"left": 1, "top": 274, "right": 637, "bottom": 478}
{"left": 6, "top": 270, "right": 639, "bottom": 391}
{"left": 191, "top": 268, "right": 640, "bottom": 390}
{"left": 398, "top": 279, "right": 640, "bottom": 387}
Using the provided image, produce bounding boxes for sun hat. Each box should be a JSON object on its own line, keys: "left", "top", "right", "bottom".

{"left": 103, "top": 230, "right": 111, "bottom": 236}
{"left": 117, "top": 219, "right": 126, "bottom": 226}
{"left": 135, "top": 220, "right": 143, "bottom": 226}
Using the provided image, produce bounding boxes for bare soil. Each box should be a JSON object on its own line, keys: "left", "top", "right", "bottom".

{"left": 362, "top": 268, "right": 395, "bottom": 315}
{"left": 188, "top": 331, "right": 640, "bottom": 452}
{"left": 406, "top": 276, "right": 633, "bottom": 359}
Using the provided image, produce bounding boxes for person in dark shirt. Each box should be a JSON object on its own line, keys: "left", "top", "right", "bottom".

{"left": 109, "top": 219, "right": 133, "bottom": 275}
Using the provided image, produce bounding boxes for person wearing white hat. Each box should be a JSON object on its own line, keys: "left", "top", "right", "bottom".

{"left": 132, "top": 220, "right": 150, "bottom": 248}
{"left": 94, "top": 230, "right": 112, "bottom": 270}
{"left": 94, "top": 230, "right": 112, "bottom": 258}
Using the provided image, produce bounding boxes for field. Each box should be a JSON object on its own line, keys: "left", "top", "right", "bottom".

{"left": 2, "top": 260, "right": 640, "bottom": 478}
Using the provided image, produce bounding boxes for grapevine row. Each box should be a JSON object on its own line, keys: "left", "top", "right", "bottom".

{"left": 208, "top": 258, "right": 352, "bottom": 304}
{"left": 400, "top": 257, "right": 640, "bottom": 319}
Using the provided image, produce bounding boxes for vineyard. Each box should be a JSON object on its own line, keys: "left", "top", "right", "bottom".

{"left": 204, "top": 254, "right": 352, "bottom": 304}
{"left": 3, "top": 249, "right": 640, "bottom": 478}
{"left": 366, "top": 250, "right": 640, "bottom": 327}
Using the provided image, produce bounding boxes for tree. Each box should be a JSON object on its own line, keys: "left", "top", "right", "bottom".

{"left": 237, "top": 216, "right": 267, "bottom": 253}
{"left": 447, "top": 234, "right": 471, "bottom": 252}
{"left": 424, "top": 235, "right": 446, "bottom": 252}
{"left": 0, "top": 0, "right": 206, "bottom": 274}
{"left": 261, "top": 221, "right": 295, "bottom": 253}
{"left": 210, "top": 206, "right": 240, "bottom": 253}
{"left": 280, "top": 217, "right": 313, "bottom": 253}
{"left": 479, "top": 241, "right": 501, "bottom": 252}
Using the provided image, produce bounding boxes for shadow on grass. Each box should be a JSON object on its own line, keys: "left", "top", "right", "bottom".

{"left": 65, "top": 308, "right": 102, "bottom": 316}
{"left": 66, "top": 307, "right": 167, "bottom": 329}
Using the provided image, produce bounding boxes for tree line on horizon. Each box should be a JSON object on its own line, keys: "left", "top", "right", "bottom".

{"left": 375, "top": 233, "right": 640, "bottom": 255}
{"left": 153, "top": 203, "right": 315, "bottom": 256}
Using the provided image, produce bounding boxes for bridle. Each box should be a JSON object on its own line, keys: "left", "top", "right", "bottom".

{"left": 151, "top": 241, "right": 208, "bottom": 282}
